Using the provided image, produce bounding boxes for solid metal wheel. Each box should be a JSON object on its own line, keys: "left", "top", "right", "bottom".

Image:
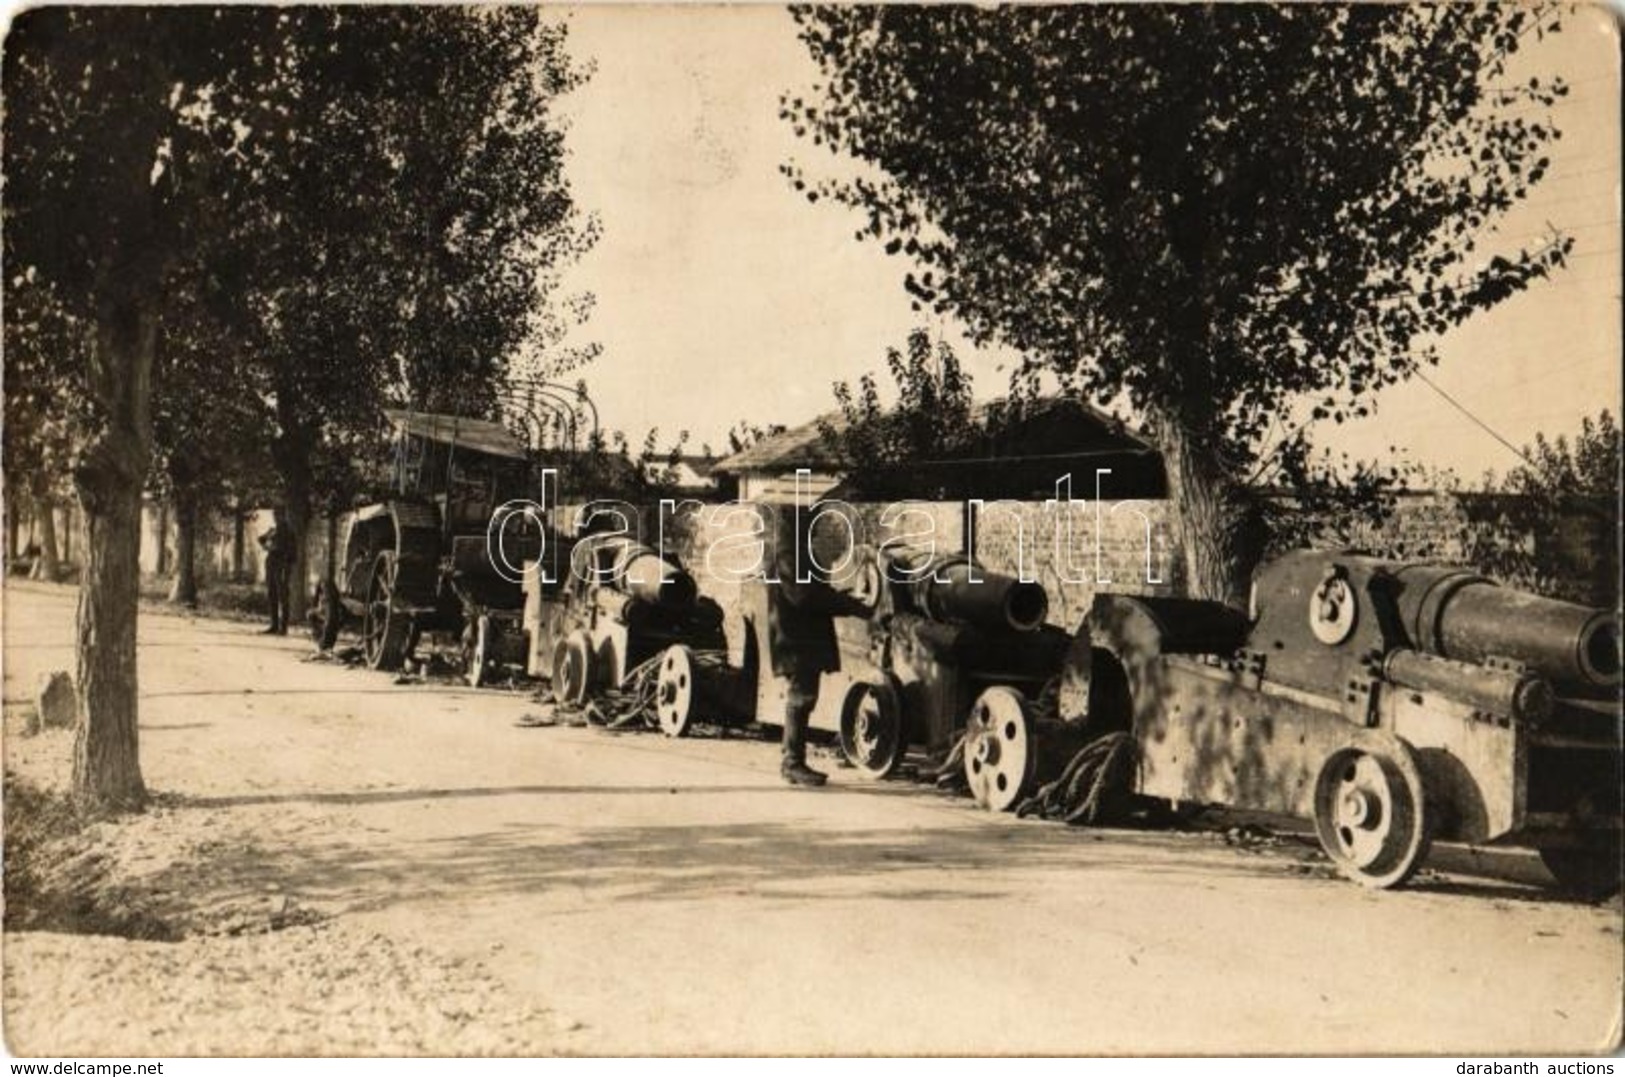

{"left": 309, "top": 579, "right": 342, "bottom": 651}
{"left": 361, "top": 552, "right": 411, "bottom": 671}
{"left": 552, "top": 630, "right": 593, "bottom": 705}
{"left": 963, "top": 686, "right": 1038, "bottom": 812}
{"left": 655, "top": 644, "right": 697, "bottom": 737}
{"left": 1311, "top": 734, "right": 1431, "bottom": 889}
{"left": 839, "top": 678, "right": 906, "bottom": 779}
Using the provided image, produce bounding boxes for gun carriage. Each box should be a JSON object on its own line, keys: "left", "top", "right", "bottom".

{"left": 724, "top": 545, "right": 1077, "bottom": 780}
{"left": 520, "top": 531, "right": 733, "bottom": 729}
{"left": 1038, "top": 550, "right": 1622, "bottom": 893}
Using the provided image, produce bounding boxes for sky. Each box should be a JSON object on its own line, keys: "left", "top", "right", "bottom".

{"left": 550, "top": 5, "right": 1621, "bottom": 482}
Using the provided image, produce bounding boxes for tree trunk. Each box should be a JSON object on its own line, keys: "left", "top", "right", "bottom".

{"left": 73, "top": 477, "right": 148, "bottom": 811}
{"left": 272, "top": 417, "right": 317, "bottom": 626}
{"left": 1156, "top": 419, "right": 1265, "bottom": 609}
{"left": 61, "top": 502, "right": 73, "bottom": 562}
{"left": 34, "top": 494, "right": 60, "bottom": 581}
{"left": 231, "top": 505, "right": 246, "bottom": 582}
{"left": 285, "top": 495, "right": 311, "bottom": 624}
{"left": 325, "top": 513, "right": 338, "bottom": 580}
{"left": 7, "top": 503, "right": 18, "bottom": 562}
{"left": 168, "top": 488, "right": 199, "bottom": 606}
{"left": 71, "top": 302, "right": 157, "bottom": 813}
{"left": 154, "top": 499, "right": 170, "bottom": 576}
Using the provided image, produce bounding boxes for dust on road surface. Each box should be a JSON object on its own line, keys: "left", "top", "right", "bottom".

{"left": 4, "top": 580, "right": 1621, "bottom": 1055}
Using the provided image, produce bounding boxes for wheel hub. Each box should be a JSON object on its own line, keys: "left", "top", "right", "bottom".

{"left": 1339, "top": 788, "right": 1379, "bottom": 829}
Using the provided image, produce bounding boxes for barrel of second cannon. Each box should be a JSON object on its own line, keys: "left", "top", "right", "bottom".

{"left": 909, "top": 557, "right": 1048, "bottom": 633}
{"left": 1394, "top": 566, "right": 1621, "bottom": 688}
{"left": 617, "top": 550, "right": 697, "bottom": 609}
{"left": 570, "top": 535, "right": 697, "bottom": 610}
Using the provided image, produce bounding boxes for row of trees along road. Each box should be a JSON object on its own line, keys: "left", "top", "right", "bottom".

{"left": 3, "top": 8, "right": 597, "bottom": 810}
{"left": 785, "top": 3, "right": 1577, "bottom": 606}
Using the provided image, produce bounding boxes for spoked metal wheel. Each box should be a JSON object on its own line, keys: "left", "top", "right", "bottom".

{"left": 361, "top": 552, "right": 411, "bottom": 671}
{"left": 839, "top": 677, "right": 906, "bottom": 779}
{"left": 963, "top": 686, "right": 1039, "bottom": 811}
{"left": 552, "top": 630, "right": 593, "bottom": 706}
{"left": 464, "top": 613, "right": 494, "bottom": 688}
{"left": 309, "top": 579, "right": 343, "bottom": 651}
{"left": 655, "top": 644, "right": 697, "bottom": 737}
{"left": 1311, "top": 733, "right": 1431, "bottom": 889}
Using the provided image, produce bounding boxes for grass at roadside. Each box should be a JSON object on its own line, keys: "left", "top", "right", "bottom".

{"left": 138, "top": 577, "right": 272, "bottom": 625}
{"left": 1, "top": 770, "right": 181, "bottom": 940}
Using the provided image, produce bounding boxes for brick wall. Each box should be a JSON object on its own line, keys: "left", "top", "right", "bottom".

{"left": 1336, "top": 491, "right": 1619, "bottom": 608}
{"left": 970, "top": 497, "right": 1181, "bottom": 631}
{"left": 565, "top": 488, "right": 1617, "bottom": 644}
{"left": 561, "top": 496, "right": 1180, "bottom": 638}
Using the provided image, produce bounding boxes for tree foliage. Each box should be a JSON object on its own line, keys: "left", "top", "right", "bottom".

{"left": 726, "top": 421, "right": 789, "bottom": 457}
{"left": 785, "top": 3, "right": 1573, "bottom": 602}
{"left": 1476, "top": 411, "right": 1621, "bottom": 605}
{"left": 4, "top": 7, "right": 284, "bottom": 808}
{"left": 2, "top": 280, "right": 90, "bottom": 577}
{"left": 2, "top": 8, "right": 597, "bottom": 807}
{"left": 818, "top": 327, "right": 982, "bottom": 497}
{"left": 213, "top": 9, "right": 599, "bottom": 620}
{"left": 1497, "top": 410, "right": 1620, "bottom": 502}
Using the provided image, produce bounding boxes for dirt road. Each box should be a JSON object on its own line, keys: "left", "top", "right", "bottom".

{"left": 4, "top": 581, "right": 1621, "bottom": 1055}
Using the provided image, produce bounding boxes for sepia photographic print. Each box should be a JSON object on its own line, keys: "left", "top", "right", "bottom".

{"left": 1, "top": 1, "right": 1621, "bottom": 1063}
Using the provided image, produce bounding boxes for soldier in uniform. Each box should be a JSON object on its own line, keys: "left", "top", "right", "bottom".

{"left": 765, "top": 504, "right": 872, "bottom": 787}
{"left": 257, "top": 507, "right": 294, "bottom": 635}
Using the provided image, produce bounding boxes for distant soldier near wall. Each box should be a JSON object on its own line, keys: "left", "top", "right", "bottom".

{"left": 257, "top": 507, "right": 294, "bottom": 635}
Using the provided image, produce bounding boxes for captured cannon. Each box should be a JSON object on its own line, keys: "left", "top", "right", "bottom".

{"left": 735, "top": 544, "right": 1075, "bottom": 780}
{"left": 1054, "top": 549, "right": 1622, "bottom": 893}
{"left": 521, "top": 531, "right": 733, "bottom": 732}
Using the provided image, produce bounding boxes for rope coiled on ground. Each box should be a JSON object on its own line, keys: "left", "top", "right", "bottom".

{"left": 1014, "top": 731, "right": 1138, "bottom": 825}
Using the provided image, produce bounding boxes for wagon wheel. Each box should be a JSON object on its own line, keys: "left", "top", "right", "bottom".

{"left": 464, "top": 614, "right": 494, "bottom": 688}
{"left": 1311, "top": 733, "right": 1431, "bottom": 889}
{"left": 963, "top": 686, "right": 1039, "bottom": 812}
{"left": 308, "top": 579, "right": 342, "bottom": 651}
{"left": 1539, "top": 839, "right": 1623, "bottom": 902}
{"left": 839, "top": 677, "right": 906, "bottom": 779}
{"left": 361, "top": 551, "right": 412, "bottom": 671}
{"left": 655, "top": 645, "right": 698, "bottom": 737}
{"left": 552, "top": 630, "right": 593, "bottom": 706}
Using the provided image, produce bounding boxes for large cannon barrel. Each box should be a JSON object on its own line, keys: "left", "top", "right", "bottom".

{"left": 1387, "top": 564, "right": 1621, "bottom": 689}
{"left": 571, "top": 535, "right": 697, "bottom": 610}
{"left": 617, "top": 549, "right": 698, "bottom": 608}
{"left": 890, "top": 552, "right": 1048, "bottom": 633}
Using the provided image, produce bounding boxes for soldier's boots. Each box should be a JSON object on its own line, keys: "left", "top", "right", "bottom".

{"left": 781, "top": 760, "right": 828, "bottom": 787}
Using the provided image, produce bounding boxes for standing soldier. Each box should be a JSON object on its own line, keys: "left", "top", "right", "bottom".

{"left": 765, "top": 504, "right": 872, "bottom": 787}
{"left": 257, "top": 507, "right": 294, "bottom": 635}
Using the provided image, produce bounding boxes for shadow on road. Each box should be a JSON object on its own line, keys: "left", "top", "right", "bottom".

{"left": 173, "top": 784, "right": 802, "bottom": 808}
{"left": 138, "top": 745, "right": 1602, "bottom": 915}
{"left": 150, "top": 798, "right": 1371, "bottom": 916}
